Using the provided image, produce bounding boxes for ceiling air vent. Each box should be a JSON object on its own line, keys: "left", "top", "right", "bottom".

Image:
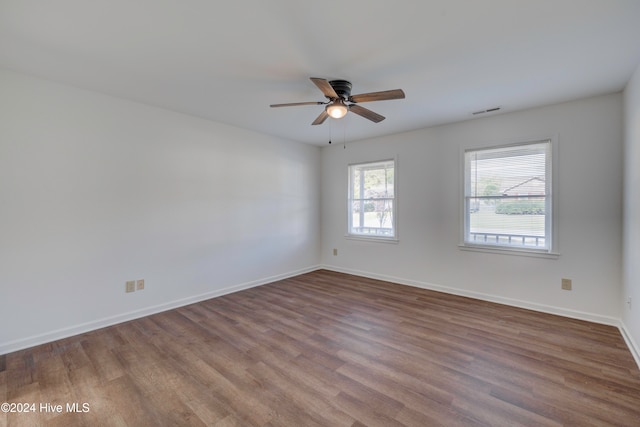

{"left": 472, "top": 107, "right": 501, "bottom": 115}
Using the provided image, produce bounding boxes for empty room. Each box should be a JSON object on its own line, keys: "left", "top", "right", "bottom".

{"left": 2, "top": 1, "right": 640, "bottom": 426}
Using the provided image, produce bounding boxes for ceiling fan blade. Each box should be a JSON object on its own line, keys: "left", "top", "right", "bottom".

{"left": 349, "top": 89, "right": 405, "bottom": 103}
{"left": 349, "top": 104, "right": 385, "bottom": 123}
{"left": 310, "top": 77, "right": 339, "bottom": 99}
{"left": 311, "top": 110, "right": 329, "bottom": 125}
{"left": 270, "top": 101, "right": 325, "bottom": 108}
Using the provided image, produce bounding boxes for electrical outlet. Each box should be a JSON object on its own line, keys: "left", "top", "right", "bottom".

{"left": 136, "top": 279, "right": 145, "bottom": 290}
{"left": 333, "top": 248, "right": 338, "bottom": 256}
{"left": 126, "top": 280, "right": 136, "bottom": 293}
{"left": 561, "top": 278, "right": 572, "bottom": 291}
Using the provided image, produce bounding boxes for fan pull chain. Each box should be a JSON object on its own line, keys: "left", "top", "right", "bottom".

{"left": 327, "top": 117, "right": 347, "bottom": 148}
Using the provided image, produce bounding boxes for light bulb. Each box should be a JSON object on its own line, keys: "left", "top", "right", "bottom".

{"left": 326, "top": 100, "right": 348, "bottom": 119}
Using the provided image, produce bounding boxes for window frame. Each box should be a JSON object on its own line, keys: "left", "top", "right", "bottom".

{"left": 459, "top": 137, "right": 559, "bottom": 258}
{"left": 346, "top": 158, "right": 398, "bottom": 242}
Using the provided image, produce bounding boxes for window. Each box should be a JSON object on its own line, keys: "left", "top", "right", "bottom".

{"left": 348, "top": 159, "right": 396, "bottom": 239}
{"left": 463, "top": 139, "right": 554, "bottom": 254}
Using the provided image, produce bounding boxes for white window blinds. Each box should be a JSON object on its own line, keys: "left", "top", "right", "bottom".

{"left": 464, "top": 140, "right": 551, "bottom": 251}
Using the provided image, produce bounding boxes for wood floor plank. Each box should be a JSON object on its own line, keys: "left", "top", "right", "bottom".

{"left": 3, "top": 269, "right": 640, "bottom": 426}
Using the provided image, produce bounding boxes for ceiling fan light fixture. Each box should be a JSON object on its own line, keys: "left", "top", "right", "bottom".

{"left": 326, "top": 100, "right": 348, "bottom": 119}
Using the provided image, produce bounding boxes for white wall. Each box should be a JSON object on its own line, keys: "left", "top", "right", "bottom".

{"left": 322, "top": 93, "right": 623, "bottom": 324}
{"left": 623, "top": 64, "right": 640, "bottom": 362}
{"left": 0, "top": 69, "right": 321, "bottom": 354}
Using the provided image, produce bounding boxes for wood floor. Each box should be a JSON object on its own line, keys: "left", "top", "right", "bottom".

{"left": 2, "top": 270, "right": 640, "bottom": 426}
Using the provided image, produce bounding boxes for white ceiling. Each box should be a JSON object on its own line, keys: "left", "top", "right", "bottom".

{"left": 2, "top": 1, "right": 640, "bottom": 146}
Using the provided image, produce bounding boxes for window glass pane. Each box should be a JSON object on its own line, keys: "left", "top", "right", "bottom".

{"left": 362, "top": 166, "right": 394, "bottom": 198}
{"left": 350, "top": 200, "right": 394, "bottom": 236}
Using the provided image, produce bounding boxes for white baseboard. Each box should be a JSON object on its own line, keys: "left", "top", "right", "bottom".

{"left": 321, "top": 265, "right": 620, "bottom": 326}
{"left": 0, "top": 265, "right": 322, "bottom": 356}
{"left": 619, "top": 320, "right": 640, "bottom": 370}
{"left": 321, "top": 265, "right": 640, "bottom": 369}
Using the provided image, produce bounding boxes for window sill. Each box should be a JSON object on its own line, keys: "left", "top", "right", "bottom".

{"left": 345, "top": 234, "right": 399, "bottom": 244}
{"left": 458, "top": 244, "right": 560, "bottom": 259}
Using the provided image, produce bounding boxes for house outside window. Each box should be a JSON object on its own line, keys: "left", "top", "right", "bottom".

{"left": 462, "top": 139, "right": 556, "bottom": 256}
{"left": 348, "top": 159, "right": 396, "bottom": 240}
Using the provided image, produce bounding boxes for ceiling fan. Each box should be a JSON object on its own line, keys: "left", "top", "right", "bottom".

{"left": 270, "top": 77, "right": 405, "bottom": 125}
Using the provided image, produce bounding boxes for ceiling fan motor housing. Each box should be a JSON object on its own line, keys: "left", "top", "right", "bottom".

{"left": 329, "top": 80, "right": 352, "bottom": 100}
